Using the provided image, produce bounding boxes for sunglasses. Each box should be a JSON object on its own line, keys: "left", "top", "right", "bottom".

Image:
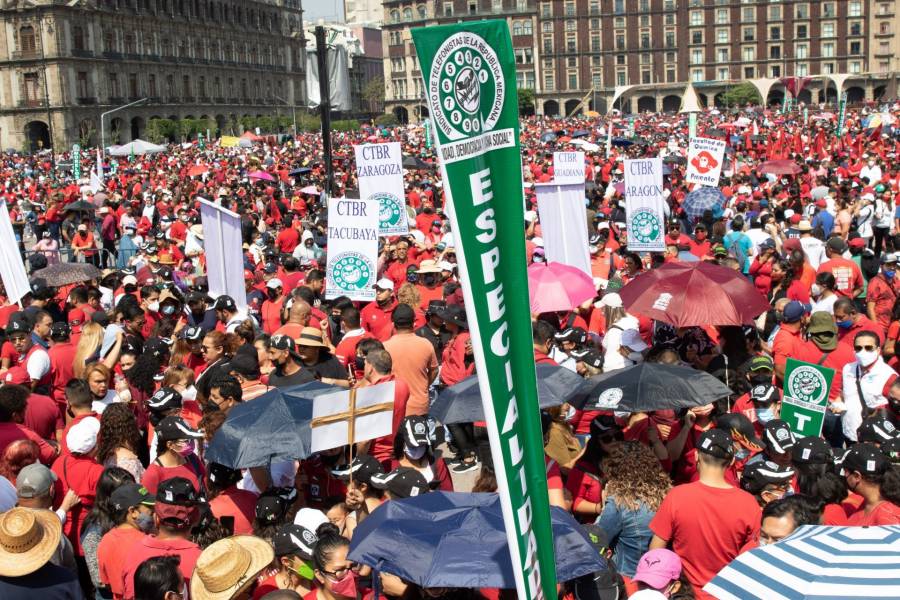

{"left": 854, "top": 344, "right": 877, "bottom": 352}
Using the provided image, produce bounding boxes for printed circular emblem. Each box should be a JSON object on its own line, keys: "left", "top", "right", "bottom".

{"left": 414, "top": 422, "right": 427, "bottom": 434}
{"left": 429, "top": 32, "right": 505, "bottom": 141}
{"left": 629, "top": 209, "right": 661, "bottom": 244}
{"left": 786, "top": 365, "right": 827, "bottom": 404}
{"left": 374, "top": 192, "right": 403, "bottom": 229}
{"left": 596, "top": 387, "right": 623, "bottom": 409}
{"left": 301, "top": 529, "right": 316, "bottom": 544}
{"left": 331, "top": 251, "right": 373, "bottom": 291}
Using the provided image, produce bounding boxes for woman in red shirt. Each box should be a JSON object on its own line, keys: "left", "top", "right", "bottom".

{"left": 843, "top": 443, "right": 900, "bottom": 526}
{"left": 566, "top": 417, "right": 622, "bottom": 523}
{"left": 140, "top": 416, "right": 205, "bottom": 495}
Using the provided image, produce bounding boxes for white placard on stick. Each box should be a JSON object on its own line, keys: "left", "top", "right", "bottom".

{"left": 354, "top": 142, "right": 408, "bottom": 236}
{"left": 624, "top": 157, "right": 666, "bottom": 252}
{"left": 686, "top": 137, "right": 726, "bottom": 187}
{"left": 310, "top": 382, "right": 395, "bottom": 453}
{"left": 553, "top": 151, "right": 585, "bottom": 184}
{"left": 326, "top": 197, "right": 379, "bottom": 301}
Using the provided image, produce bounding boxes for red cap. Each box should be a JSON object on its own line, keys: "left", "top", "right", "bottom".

{"left": 815, "top": 199, "right": 827, "bottom": 208}
{"left": 848, "top": 238, "right": 866, "bottom": 249}
{"left": 789, "top": 214, "right": 801, "bottom": 224}
{"left": 243, "top": 269, "right": 254, "bottom": 281}
{"left": 783, "top": 238, "right": 802, "bottom": 253}
{"left": 3, "top": 366, "right": 30, "bottom": 386}
{"left": 67, "top": 308, "right": 86, "bottom": 326}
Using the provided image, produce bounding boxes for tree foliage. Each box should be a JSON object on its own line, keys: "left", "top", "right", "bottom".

{"left": 518, "top": 87, "right": 536, "bottom": 116}
{"left": 721, "top": 82, "right": 762, "bottom": 107}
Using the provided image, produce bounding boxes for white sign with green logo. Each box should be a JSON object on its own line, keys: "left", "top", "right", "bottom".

{"left": 325, "top": 197, "right": 379, "bottom": 301}
{"left": 353, "top": 142, "right": 408, "bottom": 236}
{"left": 624, "top": 157, "right": 665, "bottom": 252}
{"left": 781, "top": 358, "right": 834, "bottom": 437}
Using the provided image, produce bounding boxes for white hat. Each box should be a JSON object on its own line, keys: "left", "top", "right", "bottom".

{"left": 600, "top": 293, "right": 623, "bottom": 308}
{"left": 122, "top": 275, "right": 138, "bottom": 286}
{"left": 66, "top": 416, "right": 101, "bottom": 454}
{"left": 266, "top": 278, "right": 283, "bottom": 289}
{"left": 532, "top": 237, "right": 544, "bottom": 247}
{"left": 524, "top": 210, "right": 537, "bottom": 223}
{"left": 409, "top": 229, "right": 425, "bottom": 244}
{"left": 77, "top": 224, "right": 87, "bottom": 232}
{"left": 375, "top": 278, "right": 394, "bottom": 291}
{"left": 621, "top": 328, "right": 648, "bottom": 352}
{"left": 293, "top": 507, "right": 328, "bottom": 532}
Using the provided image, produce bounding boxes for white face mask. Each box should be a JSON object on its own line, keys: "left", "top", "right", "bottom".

{"left": 405, "top": 444, "right": 427, "bottom": 460}
{"left": 856, "top": 349, "right": 879, "bottom": 367}
{"left": 181, "top": 385, "right": 197, "bottom": 401}
{"left": 147, "top": 301, "right": 160, "bottom": 313}
{"left": 811, "top": 283, "right": 823, "bottom": 298}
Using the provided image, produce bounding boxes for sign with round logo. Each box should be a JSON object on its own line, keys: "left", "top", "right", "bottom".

{"left": 595, "top": 387, "right": 624, "bottom": 409}
{"left": 373, "top": 192, "right": 407, "bottom": 234}
{"left": 330, "top": 251, "right": 373, "bottom": 294}
{"left": 629, "top": 209, "right": 661, "bottom": 245}
{"left": 429, "top": 32, "right": 505, "bottom": 141}
{"left": 786, "top": 365, "right": 827, "bottom": 405}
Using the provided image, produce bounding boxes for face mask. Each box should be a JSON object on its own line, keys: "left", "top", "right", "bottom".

{"left": 749, "top": 374, "right": 771, "bottom": 386}
{"left": 423, "top": 274, "right": 437, "bottom": 286}
{"left": 295, "top": 560, "right": 315, "bottom": 581}
{"left": 856, "top": 349, "right": 878, "bottom": 366}
{"left": 135, "top": 511, "right": 154, "bottom": 532}
{"left": 180, "top": 215, "right": 189, "bottom": 222}
{"left": 181, "top": 385, "right": 197, "bottom": 401}
{"left": 177, "top": 440, "right": 196, "bottom": 457}
{"left": 836, "top": 319, "right": 853, "bottom": 329}
{"left": 885, "top": 270, "right": 896, "bottom": 279}
{"left": 147, "top": 301, "right": 160, "bottom": 313}
{"left": 329, "top": 570, "right": 358, "bottom": 598}
{"left": 734, "top": 447, "right": 751, "bottom": 461}
{"left": 266, "top": 289, "right": 280, "bottom": 300}
{"left": 811, "top": 283, "right": 823, "bottom": 297}
{"left": 755, "top": 405, "right": 776, "bottom": 424}
{"left": 405, "top": 443, "right": 427, "bottom": 460}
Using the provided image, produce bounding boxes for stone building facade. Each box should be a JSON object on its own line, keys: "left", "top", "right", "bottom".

{"left": 0, "top": 0, "right": 305, "bottom": 152}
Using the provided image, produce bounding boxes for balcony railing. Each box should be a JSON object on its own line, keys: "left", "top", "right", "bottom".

{"left": 77, "top": 96, "right": 97, "bottom": 105}
{"left": 20, "top": 98, "right": 46, "bottom": 108}
{"left": 11, "top": 50, "right": 40, "bottom": 60}
{"left": 71, "top": 48, "right": 94, "bottom": 58}
{"left": 108, "top": 96, "right": 125, "bottom": 104}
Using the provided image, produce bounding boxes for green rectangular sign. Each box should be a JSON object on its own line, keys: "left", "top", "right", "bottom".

{"left": 781, "top": 358, "right": 834, "bottom": 437}
{"left": 412, "top": 20, "right": 556, "bottom": 600}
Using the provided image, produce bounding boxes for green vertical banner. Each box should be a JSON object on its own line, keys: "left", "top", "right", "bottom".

{"left": 837, "top": 92, "right": 848, "bottom": 137}
{"left": 198, "top": 132, "right": 205, "bottom": 150}
{"left": 424, "top": 117, "right": 432, "bottom": 149}
{"left": 72, "top": 144, "right": 81, "bottom": 179}
{"left": 412, "top": 21, "right": 556, "bottom": 600}
{"left": 688, "top": 112, "right": 697, "bottom": 139}
{"left": 781, "top": 358, "right": 834, "bottom": 437}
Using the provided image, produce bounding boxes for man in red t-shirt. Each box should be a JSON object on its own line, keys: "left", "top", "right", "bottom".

{"left": 772, "top": 301, "right": 806, "bottom": 382}
{"left": 817, "top": 238, "right": 864, "bottom": 299}
{"left": 866, "top": 254, "right": 900, "bottom": 329}
{"left": 97, "top": 483, "right": 156, "bottom": 600}
{"left": 47, "top": 322, "right": 77, "bottom": 412}
{"left": 207, "top": 462, "right": 258, "bottom": 535}
{"left": 0, "top": 382, "right": 58, "bottom": 463}
{"left": 360, "top": 350, "right": 410, "bottom": 467}
{"left": 834, "top": 297, "right": 886, "bottom": 349}
{"left": 361, "top": 280, "right": 398, "bottom": 342}
{"left": 261, "top": 278, "right": 286, "bottom": 335}
{"left": 51, "top": 416, "right": 104, "bottom": 556}
{"left": 650, "top": 429, "right": 760, "bottom": 600}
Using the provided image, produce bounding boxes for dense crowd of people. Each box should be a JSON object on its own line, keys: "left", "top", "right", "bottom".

{"left": 0, "top": 100, "right": 899, "bottom": 600}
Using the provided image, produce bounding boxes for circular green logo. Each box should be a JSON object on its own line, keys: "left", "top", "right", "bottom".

{"left": 331, "top": 252, "right": 373, "bottom": 291}
{"left": 429, "top": 32, "right": 505, "bottom": 141}
{"left": 787, "top": 366, "right": 827, "bottom": 404}
{"left": 374, "top": 192, "right": 403, "bottom": 230}
{"left": 630, "top": 209, "right": 661, "bottom": 244}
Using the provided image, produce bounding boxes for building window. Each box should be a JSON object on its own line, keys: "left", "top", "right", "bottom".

{"left": 741, "top": 7, "right": 755, "bottom": 22}
{"left": 664, "top": 0, "right": 676, "bottom": 9}
{"left": 616, "top": 54, "right": 626, "bottom": 65}
{"left": 691, "top": 48, "right": 703, "bottom": 64}
{"left": 77, "top": 71, "right": 89, "bottom": 97}
{"left": 665, "top": 31, "right": 676, "bottom": 47}
{"left": 522, "top": 20, "right": 533, "bottom": 34}
{"left": 542, "top": 36, "right": 553, "bottom": 53}
{"left": 849, "top": 1, "right": 862, "bottom": 17}
{"left": 515, "top": 48, "right": 533, "bottom": 64}
{"left": 566, "top": 35, "right": 576, "bottom": 52}
{"left": 715, "top": 8, "right": 728, "bottom": 24}
{"left": 390, "top": 9, "right": 399, "bottom": 22}
{"left": 823, "top": 62, "right": 835, "bottom": 74}
{"left": 614, "top": 0, "right": 624, "bottom": 14}
{"left": 403, "top": 7, "right": 413, "bottom": 19}
{"left": 666, "top": 52, "right": 676, "bottom": 63}
{"left": 770, "top": 27, "right": 780, "bottom": 41}
{"left": 743, "top": 27, "right": 755, "bottom": 42}
{"left": 640, "top": 14, "right": 650, "bottom": 27}
{"left": 769, "top": 45, "right": 781, "bottom": 59}
{"left": 590, "top": 34, "right": 601, "bottom": 51}
{"left": 796, "top": 63, "right": 808, "bottom": 77}
{"left": 443, "top": 2, "right": 453, "bottom": 16}
{"left": 567, "top": 71, "right": 578, "bottom": 89}
{"left": 72, "top": 26, "right": 85, "bottom": 51}
{"left": 689, "top": 10, "right": 703, "bottom": 26}
{"left": 129, "top": 73, "right": 139, "bottom": 97}
{"left": 542, "top": 22, "right": 552, "bottom": 33}
{"left": 640, "top": 53, "right": 651, "bottom": 64}
{"left": 640, "top": 32, "right": 651, "bottom": 49}
{"left": 617, "top": 71, "right": 626, "bottom": 86}
{"left": 716, "top": 29, "right": 728, "bottom": 44}
{"left": 641, "top": 70, "right": 651, "bottom": 84}
{"left": 666, "top": 69, "right": 675, "bottom": 82}
{"left": 614, "top": 17, "right": 625, "bottom": 28}
{"left": 544, "top": 73, "right": 554, "bottom": 91}
{"left": 717, "top": 67, "right": 729, "bottom": 80}
{"left": 589, "top": 0, "right": 599, "bottom": 15}
{"left": 24, "top": 72, "right": 40, "bottom": 104}
{"left": 822, "top": 42, "right": 835, "bottom": 58}
{"left": 768, "top": 5, "right": 781, "bottom": 20}
{"left": 795, "top": 44, "right": 808, "bottom": 59}
{"left": 742, "top": 46, "right": 755, "bottom": 61}
{"left": 691, "top": 69, "right": 703, "bottom": 82}
{"left": 564, "top": 0, "right": 575, "bottom": 16}
{"left": 108, "top": 72, "right": 119, "bottom": 98}
{"left": 849, "top": 41, "right": 862, "bottom": 55}
{"left": 590, "top": 18, "right": 600, "bottom": 29}
{"left": 744, "top": 66, "right": 754, "bottom": 78}
{"left": 540, "top": 2, "right": 551, "bottom": 17}
{"left": 717, "top": 47, "right": 728, "bottom": 62}
{"left": 19, "top": 25, "right": 36, "bottom": 54}
{"left": 822, "top": 22, "right": 835, "bottom": 38}
{"left": 796, "top": 24, "right": 807, "bottom": 39}
{"left": 567, "top": 57, "right": 577, "bottom": 68}
{"left": 615, "top": 34, "right": 625, "bottom": 50}
{"left": 770, "top": 65, "right": 780, "bottom": 77}
{"left": 591, "top": 71, "right": 602, "bottom": 89}
{"left": 850, "top": 22, "right": 863, "bottom": 36}
{"left": 639, "top": 0, "right": 650, "bottom": 11}
{"left": 822, "top": 2, "right": 836, "bottom": 18}
{"left": 565, "top": 20, "right": 576, "bottom": 32}
{"left": 850, "top": 61, "right": 861, "bottom": 73}
{"left": 665, "top": 13, "right": 676, "bottom": 25}
{"left": 795, "top": 3, "right": 809, "bottom": 19}
{"left": 419, "top": 4, "right": 427, "bottom": 18}
{"left": 691, "top": 30, "right": 703, "bottom": 44}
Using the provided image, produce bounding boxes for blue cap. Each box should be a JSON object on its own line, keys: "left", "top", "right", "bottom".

{"left": 782, "top": 301, "right": 809, "bottom": 323}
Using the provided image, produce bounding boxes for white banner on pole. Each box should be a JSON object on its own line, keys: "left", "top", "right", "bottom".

{"left": 535, "top": 182, "right": 591, "bottom": 278}
{"left": 552, "top": 151, "right": 585, "bottom": 184}
{"left": 0, "top": 203, "right": 30, "bottom": 305}
{"left": 89, "top": 168, "right": 104, "bottom": 194}
{"left": 354, "top": 142, "right": 408, "bottom": 236}
{"left": 326, "top": 197, "right": 379, "bottom": 301}
{"left": 199, "top": 199, "right": 247, "bottom": 310}
{"left": 624, "top": 158, "right": 666, "bottom": 252}
{"left": 686, "top": 137, "right": 726, "bottom": 187}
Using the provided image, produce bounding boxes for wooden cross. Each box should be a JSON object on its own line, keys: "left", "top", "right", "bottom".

{"left": 310, "top": 388, "right": 394, "bottom": 450}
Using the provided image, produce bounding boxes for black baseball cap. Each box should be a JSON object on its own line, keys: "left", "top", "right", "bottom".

{"left": 155, "top": 416, "right": 203, "bottom": 444}
{"left": 425, "top": 300, "right": 447, "bottom": 315}
{"left": 207, "top": 462, "right": 243, "bottom": 489}
{"left": 716, "top": 413, "right": 763, "bottom": 449}
{"left": 856, "top": 416, "right": 899, "bottom": 444}
{"left": 696, "top": 429, "right": 735, "bottom": 460}
{"left": 841, "top": 443, "right": 890, "bottom": 476}
{"left": 791, "top": 436, "right": 834, "bottom": 465}
{"left": 255, "top": 487, "right": 297, "bottom": 523}
{"left": 370, "top": 467, "right": 429, "bottom": 498}
{"left": 740, "top": 460, "right": 796, "bottom": 494}
{"left": 555, "top": 327, "right": 588, "bottom": 345}
{"left": 392, "top": 304, "right": 415, "bottom": 328}
{"left": 263, "top": 262, "right": 279, "bottom": 274}
{"left": 212, "top": 295, "right": 237, "bottom": 311}
{"left": 49, "top": 322, "right": 70, "bottom": 340}
{"left": 330, "top": 454, "right": 384, "bottom": 487}
{"left": 5, "top": 316, "right": 30, "bottom": 335}
{"left": 438, "top": 305, "right": 468, "bottom": 329}
{"left": 570, "top": 348, "right": 603, "bottom": 369}
{"left": 181, "top": 325, "right": 204, "bottom": 341}
{"left": 401, "top": 416, "right": 431, "bottom": 448}
{"left": 110, "top": 483, "right": 155, "bottom": 512}
{"left": 881, "top": 436, "right": 900, "bottom": 463}
{"left": 748, "top": 355, "right": 775, "bottom": 372}
{"left": 268, "top": 333, "right": 302, "bottom": 361}
{"left": 156, "top": 477, "right": 199, "bottom": 506}
{"left": 272, "top": 523, "right": 318, "bottom": 560}
{"left": 147, "top": 386, "right": 183, "bottom": 412}
{"left": 750, "top": 383, "right": 780, "bottom": 404}
{"left": 224, "top": 352, "right": 260, "bottom": 380}
{"left": 763, "top": 420, "right": 797, "bottom": 455}
{"left": 144, "top": 337, "right": 172, "bottom": 360}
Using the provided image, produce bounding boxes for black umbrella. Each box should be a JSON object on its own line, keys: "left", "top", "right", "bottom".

{"left": 611, "top": 137, "right": 634, "bottom": 148}
{"left": 628, "top": 137, "right": 649, "bottom": 146}
{"left": 663, "top": 155, "right": 687, "bottom": 165}
{"left": 430, "top": 364, "right": 588, "bottom": 424}
{"left": 62, "top": 200, "right": 97, "bottom": 215}
{"left": 204, "top": 382, "right": 338, "bottom": 468}
{"left": 31, "top": 263, "right": 101, "bottom": 287}
{"left": 750, "top": 135, "right": 766, "bottom": 142}
{"left": 571, "top": 129, "right": 590, "bottom": 138}
{"left": 540, "top": 132, "right": 557, "bottom": 143}
{"left": 572, "top": 362, "right": 732, "bottom": 413}
{"left": 402, "top": 155, "right": 432, "bottom": 170}
{"left": 289, "top": 167, "right": 312, "bottom": 176}
{"left": 705, "top": 128, "right": 727, "bottom": 138}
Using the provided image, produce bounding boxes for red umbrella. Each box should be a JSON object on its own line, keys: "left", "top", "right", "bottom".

{"left": 618, "top": 262, "right": 770, "bottom": 327}
{"left": 527, "top": 262, "right": 596, "bottom": 313}
{"left": 758, "top": 159, "right": 801, "bottom": 176}
{"left": 187, "top": 164, "right": 208, "bottom": 177}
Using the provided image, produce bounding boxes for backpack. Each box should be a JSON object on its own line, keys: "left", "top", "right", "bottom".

{"left": 728, "top": 234, "right": 748, "bottom": 271}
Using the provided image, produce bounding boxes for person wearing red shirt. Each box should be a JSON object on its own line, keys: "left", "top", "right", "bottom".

{"left": 360, "top": 350, "right": 410, "bottom": 468}
{"left": 47, "top": 322, "right": 77, "bottom": 412}
{"left": 0, "top": 383, "right": 58, "bottom": 463}
{"left": 332, "top": 307, "right": 370, "bottom": 368}
{"left": 834, "top": 297, "right": 886, "bottom": 349}
{"left": 843, "top": 443, "right": 900, "bottom": 526}
{"left": 383, "top": 240, "right": 421, "bottom": 290}
{"left": 865, "top": 256, "right": 900, "bottom": 330}
{"left": 817, "top": 238, "right": 864, "bottom": 299}
{"left": 141, "top": 416, "right": 205, "bottom": 495}
{"left": 276, "top": 222, "right": 301, "bottom": 254}
{"left": 51, "top": 416, "right": 104, "bottom": 556}
{"left": 533, "top": 320, "right": 559, "bottom": 366}
{"left": 794, "top": 312, "right": 856, "bottom": 400}
{"left": 650, "top": 429, "right": 760, "bottom": 600}
{"left": 261, "top": 278, "right": 287, "bottom": 335}
{"left": 438, "top": 306, "right": 474, "bottom": 387}
{"left": 361, "top": 280, "right": 398, "bottom": 342}
{"left": 207, "top": 462, "right": 258, "bottom": 535}
{"left": 97, "top": 483, "right": 156, "bottom": 600}
{"left": 565, "top": 419, "right": 615, "bottom": 523}
{"left": 300, "top": 452, "right": 348, "bottom": 510}
{"left": 120, "top": 477, "right": 203, "bottom": 600}
{"left": 167, "top": 209, "right": 189, "bottom": 243}
{"left": 413, "top": 260, "right": 445, "bottom": 311}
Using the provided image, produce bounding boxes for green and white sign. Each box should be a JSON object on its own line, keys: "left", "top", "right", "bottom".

{"left": 781, "top": 358, "right": 834, "bottom": 437}
{"left": 624, "top": 158, "right": 665, "bottom": 252}
{"left": 837, "top": 92, "right": 848, "bottom": 137}
{"left": 353, "top": 141, "right": 408, "bottom": 236}
{"left": 325, "top": 197, "right": 378, "bottom": 301}
{"left": 413, "top": 20, "right": 556, "bottom": 600}
{"left": 72, "top": 144, "right": 81, "bottom": 179}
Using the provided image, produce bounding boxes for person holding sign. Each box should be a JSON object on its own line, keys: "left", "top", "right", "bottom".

{"left": 840, "top": 330, "right": 897, "bottom": 442}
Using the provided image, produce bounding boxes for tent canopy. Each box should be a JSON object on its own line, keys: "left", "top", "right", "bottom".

{"left": 107, "top": 139, "right": 166, "bottom": 156}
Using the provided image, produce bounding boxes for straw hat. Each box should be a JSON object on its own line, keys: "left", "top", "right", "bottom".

{"left": 296, "top": 326, "right": 327, "bottom": 348}
{"left": 0, "top": 507, "right": 62, "bottom": 577}
{"left": 190, "top": 535, "right": 274, "bottom": 600}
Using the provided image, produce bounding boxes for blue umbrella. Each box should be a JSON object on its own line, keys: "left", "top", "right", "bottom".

{"left": 204, "top": 382, "right": 338, "bottom": 468}
{"left": 683, "top": 186, "right": 726, "bottom": 221}
{"left": 705, "top": 525, "right": 900, "bottom": 600}
{"left": 611, "top": 137, "right": 634, "bottom": 147}
{"left": 289, "top": 167, "right": 312, "bottom": 176}
{"left": 540, "top": 132, "right": 557, "bottom": 142}
{"left": 572, "top": 129, "right": 590, "bottom": 138}
{"left": 348, "top": 492, "right": 606, "bottom": 589}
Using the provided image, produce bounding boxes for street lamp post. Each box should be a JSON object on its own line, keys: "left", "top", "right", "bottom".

{"left": 100, "top": 97, "right": 149, "bottom": 165}
{"left": 274, "top": 95, "right": 297, "bottom": 137}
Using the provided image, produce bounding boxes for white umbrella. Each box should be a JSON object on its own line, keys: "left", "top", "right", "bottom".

{"left": 705, "top": 525, "right": 900, "bottom": 600}
{"left": 108, "top": 139, "right": 166, "bottom": 156}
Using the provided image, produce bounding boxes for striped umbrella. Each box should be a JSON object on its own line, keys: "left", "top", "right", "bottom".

{"left": 705, "top": 525, "right": 900, "bottom": 600}
{"left": 682, "top": 186, "right": 725, "bottom": 221}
